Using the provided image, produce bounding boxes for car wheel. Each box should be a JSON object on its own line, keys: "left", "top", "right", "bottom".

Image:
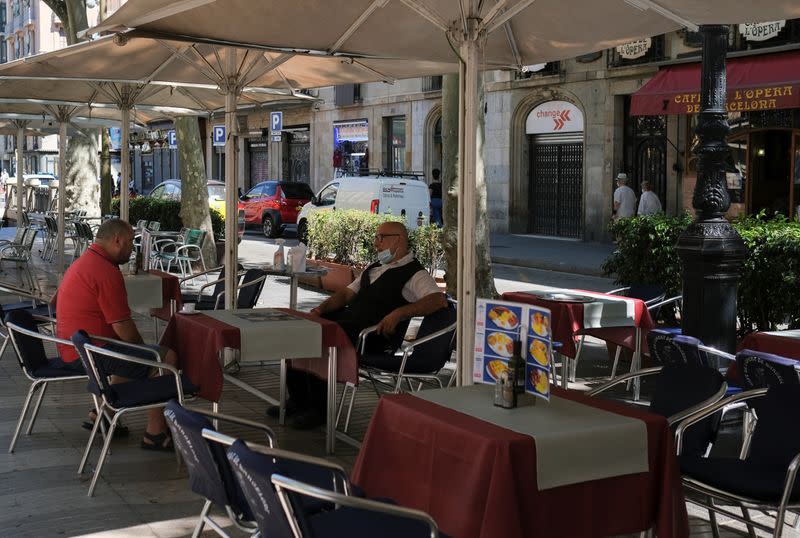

{"left": 262, "top": 215, "right": 277, "bottom": 238}
{"left": 297, "top": 219, "right": 308, "bottom": 243}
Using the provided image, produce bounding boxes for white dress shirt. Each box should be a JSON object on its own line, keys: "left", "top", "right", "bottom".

{"left": 348, "top": 252, "right": 441, "bottom": 303}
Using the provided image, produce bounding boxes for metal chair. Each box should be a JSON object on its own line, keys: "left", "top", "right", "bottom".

{"left": 0, "top": 226, "right": 39, "bottom": 291}
{"left": 181, "top": 265, "right": 245, "bottom": 311}
{"left": 0, "top": 285, "right": 53, "bottom": 359}
{"left": 163, "top": 400, "right": 275, "bottom": 538}
{"left": 272, "top": 473, "right": 441, "bottom": 538}
{"left": 5, "top": 309, "right": 86, "bottom": 453}
{"left": 71, "top": 330, "right": 199, "bottom": 496}
{"left": 155, "top": 228, "right": 207, "bottom": 277}
{"left": 218, "top": 268, "right": 267, "bottom": 310}
{"left": 677, "top": 384, "right": 800, "bottom": 538}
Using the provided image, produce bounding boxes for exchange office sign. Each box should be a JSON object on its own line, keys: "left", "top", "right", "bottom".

{"left": 675, "top": 85, "right": 798, "bottom": 114}
{"left": 739, "top": 21, "right": 785, "bottom": 42}
{"left": 616, "top": 38, "right": 651, "bottom": 60}
{"left": 526, "top": 101, "right": 584, "bottom": 134}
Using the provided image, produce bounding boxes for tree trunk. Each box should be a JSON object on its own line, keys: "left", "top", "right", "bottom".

{"left": 176, "top": 115, "right": 217, "bottom": 267}
{"left": 64, "top": 0, "right": 87, "bottom": 44}
{"left": 64, "top": 129, "right": 100, "bottom": 216}
{"left": 441, "top": 73, "right": 497, "bottom": 298}
{"left": 99, "top": 128, "right": 112, "bottom": 216}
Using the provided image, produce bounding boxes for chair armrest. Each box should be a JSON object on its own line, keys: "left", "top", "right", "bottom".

{"left": 175, "top": 244, "right": 201, "bottom": 257}
{"left": 183, "top": 405, "right": 277, "bottom": 447}
{"left": 399, "top": 322, "right": 457, "bottom": 353}
{"left": 6, "top": 321, "right": 75, "bottom": 347}
{"left": 674, "top": 387, "right": 768, "bottom": 455}
{"left": 667, "top": 382, "right": 728, "bottom": 426}
{"left": 780, "top": 452, "right": 800, "bottom": 510}
{"left": 697, "top": 344, "right": 736, "bottom": 363}
{"left": 357, "top": 324, "right": 380, "bottom": 354}
{"left": 179, "top": 265, "right": 224, "bottom": 285}
{"left": 89, "top": 335, "right": 163, "bottom": 363}
{"left": 586, "top": 366, "right": 663, "bottom": 396}
{"left": 647, "top": 295, "right": 682, "bottom": 312}
{"left": 606, "top": 286, "right": 630, "bottom": 295}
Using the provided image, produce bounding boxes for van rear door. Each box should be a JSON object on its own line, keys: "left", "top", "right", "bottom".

{"left": 379, "top": 180, "right": 430, "bottom": 229}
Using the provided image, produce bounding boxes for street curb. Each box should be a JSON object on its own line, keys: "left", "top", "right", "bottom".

{"left": 491, "top": 256, "right": 607, "bottom": 277}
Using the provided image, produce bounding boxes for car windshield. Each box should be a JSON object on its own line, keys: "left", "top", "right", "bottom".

{"left": 207, "top": 185, "right": 225, "bottom": 200}
{"left": 281, "top": 183, "right": 314, "bottom": 199}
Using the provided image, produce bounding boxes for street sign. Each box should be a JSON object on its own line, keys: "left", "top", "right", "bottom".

{"left": 271, "top": 134, "right": 282, "bottom": 142}
{"left": 167, "top": 130, "right": 177, "bottom": 148}
{"left": 271, "top": 111, "right": 283, "bottom": 132}
{"left": 212, "top": 125, "right": 226, "bottom": 146}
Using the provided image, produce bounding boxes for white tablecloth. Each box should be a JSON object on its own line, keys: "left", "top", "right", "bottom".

{"left": 123, "top": 273, "right": 163, "bottom": 312}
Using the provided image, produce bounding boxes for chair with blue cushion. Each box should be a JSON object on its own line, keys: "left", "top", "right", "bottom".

{"left": 0, "top": 284, "right": 54, "bottom": 359}
{"left": 180, "top": 265, "right": 245, "bottom": 311}
{"left": 5, "top": 309, "right": 86, "bottom": 453}
{"left": 271, "top": 473, "right": 442, "bottom": 538}
{"left": 676, "top": 384, "right": 800, "bottom": 538}
{"left": 163, "top": 400, "right": 275, "bottom": 538}
{"left": 71, "top": 330, "right": 199, "bottom": 497}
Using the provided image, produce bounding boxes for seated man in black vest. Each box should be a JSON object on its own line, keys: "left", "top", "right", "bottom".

{"left": 272, "top": 221, "right": 447, "bottom": 429}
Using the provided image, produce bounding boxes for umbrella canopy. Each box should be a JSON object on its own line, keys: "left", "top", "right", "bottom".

{"left": 88, "top": 0, "right": 800, "bottom": 390}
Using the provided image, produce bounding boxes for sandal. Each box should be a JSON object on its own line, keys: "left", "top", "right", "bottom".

{"left": 82, "top": 409, "right": 129, "bottom": 437}
{"left": 140, "top": 431, "right": 174, "bottom": 452}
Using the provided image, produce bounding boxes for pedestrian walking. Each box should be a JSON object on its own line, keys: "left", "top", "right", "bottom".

{"left": 637, "top": 180, "right": 662, "bottom": 215}
{"left": 429, "top": 168, "right": 443, "bottom": 226}
{"left": 612, "top": 172, "right": 636, "bottom": 220}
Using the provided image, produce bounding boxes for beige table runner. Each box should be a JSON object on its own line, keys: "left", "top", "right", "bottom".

{"left": 204, "top": 308, "right": 321, "bottom": 362}
{"left": 415, "top": 384, "right": 649, "bottom": 490}
{"left": 765, "top": 329, "right": 800, "bottom": 339}
{"left": 123, "top": 273, "right": 163, "bottom": 312}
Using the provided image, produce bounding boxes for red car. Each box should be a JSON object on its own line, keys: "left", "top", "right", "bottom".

{"left": 238, "top": 180, "right": 315, "bottom": 238}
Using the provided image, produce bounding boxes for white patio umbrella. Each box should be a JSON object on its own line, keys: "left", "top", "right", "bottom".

{"left": 0, "top": 32, "right": 455, "bottom": 308}
{"left": 89, "top": 0, "right": 800, "bottom": 384}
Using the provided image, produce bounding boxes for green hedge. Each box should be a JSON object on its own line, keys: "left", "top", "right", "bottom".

{"left": 111, "top": 197, "right": 224, "bottom": 238}
{"left": 602, "top": 212, "right": 800, "bottom": 335}
{"left": 306, "top": 210, "right": 443, "bottom": 272}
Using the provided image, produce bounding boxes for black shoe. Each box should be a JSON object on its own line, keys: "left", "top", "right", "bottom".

{"left": 291, "top": 410, "right": 325, "bottom": 430}
{"left": 266, "top": 399, "right": 300, "bottom": 419}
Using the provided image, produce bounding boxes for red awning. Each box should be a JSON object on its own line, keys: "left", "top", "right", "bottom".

{"left": 630, "top": 51, "right": 800, "bottom": 116}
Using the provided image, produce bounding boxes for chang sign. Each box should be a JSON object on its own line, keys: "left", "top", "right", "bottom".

{"left": 526, "top": 101, "right": 584, "bottom": 134}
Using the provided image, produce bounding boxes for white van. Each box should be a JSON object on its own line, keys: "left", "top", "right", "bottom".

{"left": 297, "top": 175, "right": 430, "bottom": 240}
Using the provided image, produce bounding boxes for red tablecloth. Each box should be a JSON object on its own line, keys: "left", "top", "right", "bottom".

{"left": 159, "top": 308, "right": 357, "bottom": 401}
{"left": 148, "top": 270, "right": 182, "bottom": 321}
{"left": 739, "top": 331, "right": 800, "bottom": 359}
{"left": 351, "top": 387, "right": 688, "bottom": 538}
{"left": 501, "top": 291, "right": 654, "bottom": 358}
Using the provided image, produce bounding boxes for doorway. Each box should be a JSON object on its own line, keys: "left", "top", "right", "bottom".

{"left": 528, "top": 139, "right": 583, "bottom": 238}
{"left": 748, "top": 131, "right": 792, "bottom": 217}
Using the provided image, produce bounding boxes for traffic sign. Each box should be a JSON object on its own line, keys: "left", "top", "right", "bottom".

{"left": 167, "top": 130, "right": 177, "bottom": 148}
{"left": 271, "top": 111, "right": 283, "bottom": 132}
{"left": 212, "top": 125, "right": 226, "bottom": 146}
{"left": 271, "top": 134, "right": 282, "bottom": 142}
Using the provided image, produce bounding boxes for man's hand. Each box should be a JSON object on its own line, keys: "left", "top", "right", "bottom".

{"left": 376, "top": 309, "right": 404, "bottom": 336}
{"left": 310, "top": 306, "right": 323, "bottom": 317}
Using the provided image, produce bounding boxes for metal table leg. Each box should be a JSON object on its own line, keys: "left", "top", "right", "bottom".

{"left": 326, "top": 345, "right": 337, "bottom": 454}
{"left": 290, "top": 274, "right": 298, "bottom": 310}
{"left": 279, "top": 360, "right": 287, "bottom": 425}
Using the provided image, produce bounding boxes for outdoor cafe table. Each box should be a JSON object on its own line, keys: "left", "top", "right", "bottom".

{"left": 351, "top": 385, "right": 688, "bottom": 538}
{"left": 158, "top": 307, "right": 357, "bottom": 453}
{"left": 502, "top": 290, "right": 654, "bottom": 386}
{"left": 123, "top": 269, "right": 181, "bottom": 320}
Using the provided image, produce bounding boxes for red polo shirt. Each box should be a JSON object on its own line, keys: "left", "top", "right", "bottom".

{"left": 56, "top": 244, "right": 131, "bottom": 362}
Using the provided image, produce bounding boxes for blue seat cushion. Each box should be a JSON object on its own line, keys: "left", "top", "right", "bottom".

{"left": 32, "top": 361, "right": 83, "bottom": 378}
{"left": 309, "top": 506, "right": 446, "bottom": 538}
{"left": 107, "top": 374, "right": 198, "bottom": 407}
{"left": 681, "top": 456, "right": 800, "bottom": 503}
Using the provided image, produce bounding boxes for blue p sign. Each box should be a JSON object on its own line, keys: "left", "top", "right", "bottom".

{"left": 167, "top": 130, "right": 177, "bottom": 148}
{"left": 271, "top": 111, "right": 283, "bottom": 132}
{"left": 212, "top": 125, "right": 226, "bottom": 146}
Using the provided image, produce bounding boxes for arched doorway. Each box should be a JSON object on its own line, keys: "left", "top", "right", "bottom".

{"left": 526, "top": 101, "right": 584, "bottom": 237}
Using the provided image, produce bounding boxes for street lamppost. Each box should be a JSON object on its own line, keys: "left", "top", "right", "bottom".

{"left": 676, "top": 25, "right": 747, "bottom": 354}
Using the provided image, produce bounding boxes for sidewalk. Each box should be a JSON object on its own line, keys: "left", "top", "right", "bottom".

{"left": 490, "top": 233, "right": 615, "bottom": 277}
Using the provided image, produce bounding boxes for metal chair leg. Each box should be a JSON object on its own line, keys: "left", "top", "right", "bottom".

{"left": 87, "top": 413, "right": 122, "bottom": 497}
{"left": 9, "top": 381, "right": 41, "bottom": 453}
{"left": 24, "top": 381, "right": 48, "bottom": 435}
{"left": 571, "top": 335, "right": 584, "bottom": 382}
{"left": 191, "top": 499, "right": 212, "bottom": 538}
{"left": 610, "top": 346, "right": 622, "bottom": 379}
{"left": 78, "top": 401, "right": 105, "bottom": 474}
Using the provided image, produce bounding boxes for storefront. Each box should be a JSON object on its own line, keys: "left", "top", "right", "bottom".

{"left": 525, "top": 100, "right": 585, "bottom": 238}
{"left": 631, "top": 50, "right": 800, "bottom": 219}
{"left": 282, "top": 126, "right": 310, "bottom": 183}
{"left": 333, "top": 120, "right": 368, "bottom": 176}
{"left": 248, "top": 135, "right": 269, "bottom": 187}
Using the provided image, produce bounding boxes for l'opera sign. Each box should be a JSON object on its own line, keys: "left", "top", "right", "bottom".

{"left": 739, "top": 21, "right": 785, "bottom": 42}
{"left": 675, "top": 85, "right": 796, "bottom": 114}
{"left": 616, "top": 38, "right": 651, "bottom": 60}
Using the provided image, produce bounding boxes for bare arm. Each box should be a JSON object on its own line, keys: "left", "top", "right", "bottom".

{"left": 310, "top": 287, "right": 356, "bottom": 317}
{"left": 376, "top": 292, "right": 448, "bottom": 336}
{"left": 111, "top": 319, "right": 145, "bottom": 345}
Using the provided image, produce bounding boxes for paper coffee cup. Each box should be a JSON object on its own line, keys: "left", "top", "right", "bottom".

{"left": 182, "top": 303, "right": 196, "bottom": 313}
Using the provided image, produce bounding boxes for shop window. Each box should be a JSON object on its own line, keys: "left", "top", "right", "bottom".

{"left": 422, "top": 76, "right": 442, "bottom": 92}
{"left": 334, "top": 84, "right": 362, "bottom": 106}
{"left": 333, "top": 120, "right": 368, "bottom": 176}
{"left": 385, "top": 116, "right": 406, "bottom": 174}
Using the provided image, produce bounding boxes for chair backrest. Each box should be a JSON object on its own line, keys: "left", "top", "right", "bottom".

{"left": 746, "top": 384, "right": 800, "bottom": 467}
{"left": 649, "top": 364, "right": 725, "bottom": 457}
{"left": 185, "top": 229, "right": 206, "bottom": 247}
{"left": 647, "top": 330, "right": 708, "bottom": 367}
{"left": 163, "top": 400, "right": 253, "bottom": 520}
{"left": 5, "top": 309, "right": 49, "bottom": 373}
{"left": 236, "top": 269, "right": 266, "bottom": 309}
{"left": 147, "top": 221, "right": 161, "bottom": 232}
{"left": 11, "top": 225, "right": 26, "bottom": 244}
{"left": 22, "top": 227, "right": 37, "bottom": 249}
{"left": 135, "top": 219, "right": 147, "bottom": 232}
{"left": 736, "top": 349, "right": 800, "bottom": 390}
{"left": 407, "top": 303, "right": 457, "bottom": 372}
{"left": 70, "top": 330, "right": 114, "bottom": 398}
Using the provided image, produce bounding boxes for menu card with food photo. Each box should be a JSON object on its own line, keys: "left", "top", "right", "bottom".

{"left": 474, "top": 299, "right": 553, "bottom": 401}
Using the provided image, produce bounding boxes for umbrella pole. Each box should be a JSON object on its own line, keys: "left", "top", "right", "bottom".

{"left": 57, "top": 121, "right": 67, "bottom": 277}
{"left": 457, "top": 28, "right": 480, "bottom": 387}
{"left": 120, "top": 107, "right": 131, "bottom": 223}
{"left": 223, "top": 52, "right": 239, "bottom": 310}
{"left": 14, "top": 123, "right": 24, "bottom": 224}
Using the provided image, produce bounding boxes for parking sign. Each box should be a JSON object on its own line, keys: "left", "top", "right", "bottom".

{"left": 271, "top": 111, "right": 283, "bottom": 133}
{"left": 213, "top": 125, "right": 226, "bottom": 146}
{"left": 167, "top": 130, "right": 177, "bottom": 148}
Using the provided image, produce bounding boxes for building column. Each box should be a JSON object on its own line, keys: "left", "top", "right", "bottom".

{"left": 676, "top": 25, "right": 746, "bottom": 354}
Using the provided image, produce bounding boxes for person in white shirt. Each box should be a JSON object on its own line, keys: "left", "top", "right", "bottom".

{"left": 637, "top": 180, "right": 662, "bottom": 216}
{"left": 613, "top": 173, "right": 637, "bottom": 219}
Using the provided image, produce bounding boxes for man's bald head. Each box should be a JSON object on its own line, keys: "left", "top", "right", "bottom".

{"left": 95, "top": 218, "right": 135, "bottom": 264}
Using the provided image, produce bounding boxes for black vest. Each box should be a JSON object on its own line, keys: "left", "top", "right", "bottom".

{"left": 326, "top": 258, "right": 424, "bottom": 345}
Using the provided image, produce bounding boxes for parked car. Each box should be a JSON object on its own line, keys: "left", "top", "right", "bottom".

{"left": 148, "top": 179, "right": 227, "bottom": 218}
{"left": 297, "top": 174, "right": 430, "bottom": 242}
{"left": 237, "top": 180, "right": 315, "bottom": 238}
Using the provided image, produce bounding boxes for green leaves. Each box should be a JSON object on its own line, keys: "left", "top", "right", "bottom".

{"left": 111, "top": 198, "right": 224, "bottom": 238}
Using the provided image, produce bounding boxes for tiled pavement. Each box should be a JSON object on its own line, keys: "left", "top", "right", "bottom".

{"left": 0, "top": 227, "right": 792, "bottom": 537}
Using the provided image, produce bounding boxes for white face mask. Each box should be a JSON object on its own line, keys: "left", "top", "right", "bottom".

{"left": 377, "top": 248, "right": 394, "bottom": 265}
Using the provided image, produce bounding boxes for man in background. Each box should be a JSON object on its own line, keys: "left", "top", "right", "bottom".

{"left": 612, "top": 172, "right": 636, "bottom": 220}
{"left": 429, "top": 168, "right": 443, "bottom": 226}
{"left": 637, "top": 180, "right": 662, "bottom": 215}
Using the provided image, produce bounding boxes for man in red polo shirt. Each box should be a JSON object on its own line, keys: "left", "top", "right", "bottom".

{"left": 55, "top": 218, "right": 177, "bottom": 451}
